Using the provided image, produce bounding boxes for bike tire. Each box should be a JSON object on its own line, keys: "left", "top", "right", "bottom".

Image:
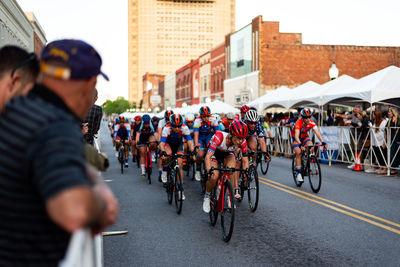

{"left": 200, "top": 161, "right": 206, "bottom": 194}
{"left": 247, "top": 165, "right": 259, "bottom": 212}
{"left": 221, "top": 180, "right": 235, "bottom": 242}
{"left": 174, "top": 167, "right": 183, "bottom": 214}
{"left": 292, "top": 154, "right": 303, "bottom": 187}
{"left": 308, "top": 155, "right": 322, "bottom": 193}
{"left": 167, "top": 170, "right": 173, "bottom": 204}
{"left": 260, "top": 152, "right": 270, "bottom": 175}
{"left": 209, "top": 187, "right": 218, "bottom": 226}
{"left": 146, "top": 151, "right": 152, "bottom": 184}
{"left": 119, "top": 148, "right": 124, "bottom": 174}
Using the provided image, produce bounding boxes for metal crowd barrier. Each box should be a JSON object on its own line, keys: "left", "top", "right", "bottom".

{"left": 268, "top": 125, "right": 400, "bottom": 176}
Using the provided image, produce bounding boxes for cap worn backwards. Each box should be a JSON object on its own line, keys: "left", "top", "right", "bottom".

{"left": 40, "top": 39, "right": 109, "bottom": 81}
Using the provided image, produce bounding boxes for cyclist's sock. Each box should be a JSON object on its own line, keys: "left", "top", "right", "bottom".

{"left": 204, "top": 191, "right": 210, "bottom": 198}
{"left": 158, "top": 168, "right": 162, "bottom": 176}
{"left": 296, "top": 166, "right": 301, "bottom": 173}
{"left": 125, "top": 159, "right": 128, "bottom": 163}
{"left": 141, "top": 164, "right": 145, "bottom": 174}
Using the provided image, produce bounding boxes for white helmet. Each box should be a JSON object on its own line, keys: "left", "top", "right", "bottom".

{"left": 213, "top": 114, "right": 221, "bottom": 122}
{"left": 185, "top": 113, "right": 195, "bottom": 122}
{"left": 245, "top": 110, "right": 259, "bottom": 122}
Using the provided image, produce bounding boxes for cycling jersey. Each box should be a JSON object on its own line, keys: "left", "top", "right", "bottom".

{"left": 160, "top": 124, "right": 192, "bottom": 145}
{"left": 194, "top": 116, "right": 219, "bottom": 139}
{"left": 137, "top": 121, "right": 155, "bottom": 144}
{"left": 290, "top": 118, "right": 317, "bottom": 138}
{"left": 208, "top": 131, "right": 248, "bottom": 154}
{"left": 247, "top": 122, "right": 265, "bottom": 138}
{"left": 116, "top": 125, "right": 129, "bottom": 141}
{"left": 262, "top": 122, "right": 270, "bottom": 131}
{"left": 158, "top": 118, "right": 168, "bottom": 130}
{"left": 185, "top": 121, "right": 194, "bottom": 136}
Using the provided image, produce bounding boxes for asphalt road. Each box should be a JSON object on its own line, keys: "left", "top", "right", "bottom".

{"left": 100, "top": 123, "right": 400, "bottom": 266}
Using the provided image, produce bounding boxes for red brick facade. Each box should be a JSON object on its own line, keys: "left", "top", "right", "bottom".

{"left": 210, "top": 43, "right": 225, "bottom": 100}
{"left": 253, "top": 16, "right": 400, "bottom": 93}
{"left": 176, "top": 63, "right": 192, "bottom": 107}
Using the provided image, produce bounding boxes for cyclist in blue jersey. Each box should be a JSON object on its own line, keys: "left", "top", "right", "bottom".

{"left": 115, "top": 119, "right": 130, "bottom": 167}
{"left": 136, "top": 114, "right": 157, "bottom": 178}
{"left": 194, "top": 106, "right": 220, "bottom": 181}
{"left": 160, "top": 114, "right": 195, "bottom": 200}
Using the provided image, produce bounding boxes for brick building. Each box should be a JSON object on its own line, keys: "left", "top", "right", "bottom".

{"left": 199, "top": 51, "right": 211, "bottom": 103}
{"left": 224, "top": 15, "right": 400, "bottom": 107}
{"left": 210, "top": 43, "right": 226, "bottom": 100}
{"left": 175, "top": 63, "right": 192, "bottom": 107}
{"left": 142, "top": 73, "right": 164, "bottom": 111}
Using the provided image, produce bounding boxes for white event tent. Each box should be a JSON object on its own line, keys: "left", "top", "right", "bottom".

{"left": 247, "top": 86, "right": 291, "bottom": 110}
{"left": 157, "top": 100, "right": 239, "bottom": 117}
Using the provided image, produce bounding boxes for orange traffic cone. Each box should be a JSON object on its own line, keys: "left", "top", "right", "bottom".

{"left": 353, "top": 153, "right": 362, "bottom": 171}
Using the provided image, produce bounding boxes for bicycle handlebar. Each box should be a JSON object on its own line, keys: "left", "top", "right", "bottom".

{"left": 207, "top": 166, "right": 248, "bottom": 175}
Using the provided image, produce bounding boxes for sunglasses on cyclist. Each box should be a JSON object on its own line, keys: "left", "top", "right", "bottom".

{"left": 171, "top": 125, "right": 180, "bottom": 128}
{"left": 10, "top": 53, "right": 37, "bottom": 78}
{"left": 302, "top": 116, "right": 311, "bottom": 119}
{"left": 247, "top": 121, "right": 257, "bottom": 125}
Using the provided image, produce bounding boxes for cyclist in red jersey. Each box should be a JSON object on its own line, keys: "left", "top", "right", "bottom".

{"left": 291, "top": 108, "right": 326, "bottom": 183}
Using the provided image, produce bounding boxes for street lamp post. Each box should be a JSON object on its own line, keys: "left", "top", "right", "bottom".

{"left": 329, "top": 62, "right": 339, "bottom": 80}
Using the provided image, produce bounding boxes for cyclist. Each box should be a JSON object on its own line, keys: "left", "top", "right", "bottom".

{"left": 203, "top": 120, "right": 249, "bottom": 213}
{"left": 115, "top": 119, "right": 130, "bottom": 167}
{"left": 183, "top": 113, "right": 195, "bottom": 168}
{"left": 136, "top": 114, "right": 157, "bottom": 178}
{"left": 160, "top": 114, "right": 195, "bottom": 200}
{"left": 245, "top": 110, "right": 270, "bottom": 163}
{"left": 131, "top": 115, "right": 141, "bottom": 162}
{"left": 151, "top": 116, "right": 160, "bottom": 162}
{"left": 157, "top": 110, "right": 174, "bottom": 181}
{"left": 194, "top": 106, "right": 220, "bottom": 181}
{"left": 221, "top": 112, "right": 235, "bottom": 133}
{"left": 240, "top": 105, "right": 250, "bottom": 121}
{"left": 291, "top": 108, "right": 327, "bottom": 182}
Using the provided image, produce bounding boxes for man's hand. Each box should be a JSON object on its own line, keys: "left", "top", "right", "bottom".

{"left": 82, "top": 123, "right": 88, "bottom": 135}
{"left": 92, "top": 183, "right": 119, "bottom": 234}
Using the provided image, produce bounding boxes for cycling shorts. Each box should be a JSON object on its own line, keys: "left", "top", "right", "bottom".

{"left": 210, "top": 150, "right": 235, "bottom": 163}
{"left": 291, "top": 136, "right": 312, "bottom": 149}
{"left": 198, "top": 136, "right": 211, "bottom": 150}
{"left": 137, "top": 133, "right": 154, "bottom": 146}
{"left": 165, "top": 142, "right": 184, "bottom": 154}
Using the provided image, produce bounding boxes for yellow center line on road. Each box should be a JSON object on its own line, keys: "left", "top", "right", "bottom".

{"left": 259, "top": 176, "right": 400, "bottom": 229}
{"left": 258, "top": 179, "right": 400, "bottom": 235}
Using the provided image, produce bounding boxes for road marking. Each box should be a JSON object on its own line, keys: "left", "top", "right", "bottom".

{"left": 102, "top": 231, "right": 128, "bottom": 236}
{"left": 259, "top": 177, "right": 400, "bottom": 229}
{"left": 105, "top": 179, "right": 113, "bottom": 182}
{"left": 258, "top": 178, "right": 400, "bottom": 235}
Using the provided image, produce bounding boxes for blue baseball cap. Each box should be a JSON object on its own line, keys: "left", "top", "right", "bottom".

{"left": 40, "top": 39, "right": 109, "bottom": 81}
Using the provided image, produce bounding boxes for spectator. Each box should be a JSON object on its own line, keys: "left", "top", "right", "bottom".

{"left": 83, "top": 88, "right": 103, "bottom": 145}
{"left": 324, "top": 110, "right": 334, "bottom": 126}
{"left": 0, "top": 39, "right": 119, "bottom": 265}
{"left": 286, "top": 112, "right": 296, "bottom": 127}
{"left": 387, "top": 107, "right": 400, "bottom": 175}
{"left": 334, "top": 113, "right": 345, "bottom": 126}
{"left": 345, "top": 104, "right": 362, "bottom": 126}
{"left": 0, "top": 45, "right": 39, "bottom": 112}
{"left": 370, "top": 110, "right": 388, "bottom": 174}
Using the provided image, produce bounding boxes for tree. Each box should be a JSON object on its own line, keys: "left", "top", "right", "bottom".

{"left": 102, "top": 97, "right": 130, "bottom": 115}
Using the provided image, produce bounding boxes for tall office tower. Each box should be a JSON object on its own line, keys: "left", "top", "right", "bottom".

{"left": 128, "top": 0, "right": 235, "bottom": 103}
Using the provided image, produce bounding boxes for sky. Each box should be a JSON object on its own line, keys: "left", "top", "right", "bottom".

{"left": 17, "top": 0, "right": 400, "bottom": 105}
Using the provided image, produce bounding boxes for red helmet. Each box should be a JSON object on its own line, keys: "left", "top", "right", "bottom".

{"left": 170, "top": 114, "right": 183, "bottom": 127}
{"left": 164, "top": 110, "right": 174, "bottom": 121}
{"left": 134, "top": 115, "right": 141, "bottom": 122}
{"left": 241, "top": 105, "right": 250, "bottom": 113}
{"left": 229, "top": 120, "right": 248, "bottom": 138}
{"left": 199, "top": 106, "right": 211, "bottom": 117}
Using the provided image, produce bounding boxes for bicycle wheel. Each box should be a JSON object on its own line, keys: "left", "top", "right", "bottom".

{"left": 247, "top": 165, "right": 259, "bottom": 212}
{"left": 260, "top": 152, "right": 270, "bottom": 175}
{"left": 200, "top": 162, "right": 206, "bottom": 194}
{"left": 167, "top": 169, "right": 173, "bottom": 204}
{"left": 174, "top": 167, "right": 183, "bottom": 214}
{"left": 119, "top": 148, "right": 124, "bottom": 174}
{"left": 292, "top": 154, "right": 302, "bottom": 187}
{"left": 308, "top": 155, "right": 322, "bottom": 193}
{"left": 146, "top": 151, "right": 152, "bottom": 184}
{"left": 209, "top": 187, "right": 218, "bottom": 226}
{"left": 220, "top": 180, "right": 235, "bottom": 242}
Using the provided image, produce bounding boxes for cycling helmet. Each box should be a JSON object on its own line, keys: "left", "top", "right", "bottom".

{"left": 152, "top": 116, "right": 159, "bottom": 122}
{"left": 226, "top": 112, "right": 235, "bottom": 120}
{"left": 142, "top": 114, "right": 151, "bottom": 123}
{"left": 185, "top": 113, "right": 195, "bottom": 122}
{"left": 229, "top": 120, "right": 248, "bottom": 138}
{"left": 213, "top": 114, "right": 221, "bottom": 122}
{"left": 119, "top": 115, "right": 124, "bottom": 121}
{"left": 134, "top": 115, "right": 141, "bottom": 122}
{"left": 245, "top": 110, "right": 259, "bottom": 122}
{"left": 170, "top": 114, "right": 183, "bottom": 127}
{"left": 259, "top": 115, "right": 266, "bottom": 123}
{"left": 164, "top": 110, "right": 174, "bottom": 121}
{"left": 199, "top": 106, "right": 211, "bottom": 117}
{"left": 240, "top": 105, "right": 250, "bottom": 113}
{"left": 300, "top": 108, "right": 312, "bottom": 118}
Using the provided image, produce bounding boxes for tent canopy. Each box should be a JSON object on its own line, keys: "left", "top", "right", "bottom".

{"left": 288, "top": 81, "right": 321, "bottom": 108}
{"left": 157, "top": 100, "right": 239, "bottom": 117}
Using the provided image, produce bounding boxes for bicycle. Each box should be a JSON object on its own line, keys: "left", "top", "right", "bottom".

{"left": 291, "top": 143, "right": 325, "bottom": 193}
{"left": 164, "top": 153, "right": 191, "bottom": 214}
{"left": 207, "top": 166, "right": 239, "bottom": 242}
{"left": 186, "top": 153, "right": 196, "bottom": 180}
{"left": 118, "top": 145, "right": 125, "bottom": 174}
{"left": 199, "top": 161, "right": 207, "bottom": 194}
{"left": 257, "top": 137, "right": 273, "bottom": 175}
{"left": 142, "top": 141, "right": 158, "bottom": 184}
{"left": 238, "top": 151, "right": 260, "bottom": 212}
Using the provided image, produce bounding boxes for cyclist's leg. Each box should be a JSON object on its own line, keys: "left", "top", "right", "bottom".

{"left": 124, "top": 141, "right": 130, "bottom": 159}
{"left": 247, "top": 136, "right": 258, "bottom": 162}
{"left": 224, "top": 153, "right": 239, "bottom": 196}
{"left": 205, "top": 156, "right": 219, "bottom": 192}
{"left": 176, "top": 143, "right": 185, "bottom": 183}
{"left": 292, "top": 137, "right": 303, "bottom": 180}
{"left": 131, "top": 140, "right": 136, "bottom": 158}
{"left": 195, "top": 139, "right": 206, "bottom": 180}
{"left": 149, "top": 135, "right": 157, "bottom": 150}
{"left": 139, "top": 143, "right": 146, "bottom": 175}
{"left": 258, "top": 135, "right": 270, "bottom": 162}
{"left": 161, "top": 144, "right": 173, "bottom": 183}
